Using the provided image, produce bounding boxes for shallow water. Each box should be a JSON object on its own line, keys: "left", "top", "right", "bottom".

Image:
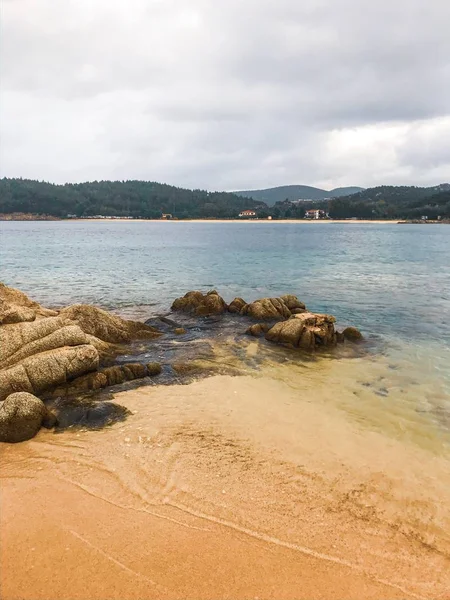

{"left": 1, "top": 220, "right": 449, "bottom": 438}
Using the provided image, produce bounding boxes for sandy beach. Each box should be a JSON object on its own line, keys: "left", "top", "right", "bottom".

{"left": 2, "top": 362, "right": 449, "bottom": 600}
{"left": 65, "top": 218, "right": 402, "bottom": 224}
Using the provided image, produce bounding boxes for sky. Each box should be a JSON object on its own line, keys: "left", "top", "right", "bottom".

{"left": 1, "top": 0, "right": 449, "bottom": 191}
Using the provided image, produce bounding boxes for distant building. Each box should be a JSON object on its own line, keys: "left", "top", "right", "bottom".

{"left": 161, "top": 213, "right": 173, "bottom": 220}
{"left": 305, "top": 209, "right": 327, "bottom": 220}
{"left": 239, "top": 210, "right": 256, "bottom": 218}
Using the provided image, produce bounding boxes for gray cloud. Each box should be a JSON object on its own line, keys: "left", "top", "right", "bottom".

{"left": 1, "top": 0, "right": 449, "bottom": 190}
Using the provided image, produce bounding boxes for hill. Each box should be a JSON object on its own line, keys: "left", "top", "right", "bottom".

{"left": 234, "top": 185, "right": 365, "bottom": 206}
{"left": 327, "top": 184, "right": 450, "bottom": 219}
{"left": 0, "top": 178, "right": 262, "bottom": 220}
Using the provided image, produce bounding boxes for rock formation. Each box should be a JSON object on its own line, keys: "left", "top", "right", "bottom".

{"left": 241, "top": 297, "right": 293, "bottom": 321}
{"left": 265, "top": 312, "right": 338, "bottom": 349}
{"left": 0, "top": 284, "right": 163, "bottom": 442}
{"left": 171, "top": 290, "right": 227, "bottom": 316}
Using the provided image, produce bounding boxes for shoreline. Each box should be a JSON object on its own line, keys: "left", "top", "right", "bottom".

{"left": 2, "top": 217, "right": 402, "bottom": 223}
{"left": 3, "top": 217, "right": 449, "bottom": 224}
{"left": 2, "top": 370, "right": 449, "bottom": 599}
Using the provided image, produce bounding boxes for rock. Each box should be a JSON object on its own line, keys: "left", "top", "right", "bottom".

{"left": 0, "top": 301, "right": 36, "bottom": 325}
{"left": 0, "top": 344, "right": 99, "bottom": 401}
{"left": 0, "top": 392, "right": 55, "bottom": 443}
{"left": 336, "top": 331, "right": 345, "bottom": 343}
{"left": 172, "top": 362, "right": 201, "bottom": 376}
{"left": 279, "top": 295, "right": 306, "bottom": 311}
{"left": 0, "top": 283, "right": 58, "bottom": 322}
{"left": 147, "top": 362, "right": 162, "bottom": 376}
{"left": 291, "top": 308, "right": 307, "bottom": 315}
{"left": 0, "top": 318, "right": 89, "bottom": 369}
{"left": 174, "top": 328, "right": 187, "bottom": 335}
{"left": 60, "top": 304, "right": 160, "bottom": 344}
{"left": 48, "top": 363, "right": 151, "bottom": 397}
{"left": 265, "top": 312, "right": 337, "bottom": 350}
{"left": 171, "top": 290, "right": 227, "bottom": 316}
{"left": 342, "top": 327, "right": 363, "bottom": 341}
{"left": 228, "top": 297, "right": 247, "bottom": 314}
{"left": 245, "top": 323, "right": 270, "bottom": 337}
{"left": 241, "top": 297, "right": 292, "bottom": 321}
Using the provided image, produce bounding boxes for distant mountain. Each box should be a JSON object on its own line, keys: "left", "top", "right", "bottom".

{"left": 234, "top": 185, "right": 365, "bottom": 206}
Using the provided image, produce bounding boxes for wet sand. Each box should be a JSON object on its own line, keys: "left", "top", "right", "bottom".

{"left": 2, "top": 366, "right": 450, "bottom": 600}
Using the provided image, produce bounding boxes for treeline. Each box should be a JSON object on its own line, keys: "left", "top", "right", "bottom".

{"left": 0, "top": 178, "right": 262, "bottom": 219}
{"left": 327, "top": 185, "right": 450, "bottom": 219}
{"left": 0, "top": 178, "right": 449, "bottom": 220}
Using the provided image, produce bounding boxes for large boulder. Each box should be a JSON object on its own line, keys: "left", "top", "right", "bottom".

{"left": 265, "top": 312, "right": 337, "bottom": 350}
{"left": 171, "top": 290, "right": 227, "bottom": 316}
{"left": 0, "top": 392, "right": 56, "bottom": 443}
{"left": 241, "top": 297, "right": 292, "bottom": 321}
{"left": 59, "top": 304, "right": 160, "bottom": 343}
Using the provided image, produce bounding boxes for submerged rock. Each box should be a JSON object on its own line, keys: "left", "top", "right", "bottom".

{"left": 342, "top": 326, "right": 363, "bottom": 341}
{"left": 171, "top": 290, "right": 227, "bottom": 316}
{"left": 0, "top": 392, "right": 56, "bottom": 443}
{"left": 49, "top": 397, "right": 130, "bottom": 430}
{"left": 147, "top": 362, "right": 162, "bottom": 376}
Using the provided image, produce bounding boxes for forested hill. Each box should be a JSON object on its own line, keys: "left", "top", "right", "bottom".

{"left": 234, "top": 185, "right": 364, "bottom": 206}
{"left": 327, "top": 184, "right": 450, "bottom": 219}
{"left": 0, "top": 178, "right": 262, "bottom": 219}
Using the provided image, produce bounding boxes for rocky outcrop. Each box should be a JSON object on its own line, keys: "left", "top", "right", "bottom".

{"left": 228, "top": 297, "right": 247, "bottom": 314}
{"left": 0, "top": 344, "right": 99, "bottom": 402}
{"left": 0, "top": 283, "right": 57, "bottom": 324}
{"left": 241, "top": 297, "right": 292, "bottom": 321}
{"left": 0, "top": 284, "right": 164, "bottom": 442}
{"left": 171, "top": 290, "right": 227, "bottom": 316}
{"left": 265, "top": 312, "right": 337, "bottom": 350}
{"left": 0, "top": 392, "right": 56, "bottom": 443}
{"left": 59, "top": 304, "right": 160, "bottom": 343}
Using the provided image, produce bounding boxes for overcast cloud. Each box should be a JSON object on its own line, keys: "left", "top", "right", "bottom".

{"left": 1, "top": 0, "right": 449, "bottom": 190}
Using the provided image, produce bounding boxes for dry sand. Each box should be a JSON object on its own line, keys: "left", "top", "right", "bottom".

{"left": 1, "top": 370, "right": 450, "bottom": 600}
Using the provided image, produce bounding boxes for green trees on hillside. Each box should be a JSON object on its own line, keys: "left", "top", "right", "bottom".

{"left": 0, "top": 179, "right": 260, "bottom": 219}
{"left": 0, "top": 179, "right": 449, "bottom": 220}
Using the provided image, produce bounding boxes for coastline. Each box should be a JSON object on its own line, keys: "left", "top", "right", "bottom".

{"left": 2, "top": 369, "right": 449, "bottom": 600}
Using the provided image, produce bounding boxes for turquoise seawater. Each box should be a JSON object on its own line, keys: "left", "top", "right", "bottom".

{"left": 1, "top": 221, "right": 449, "bottom": 341}
{"left": 1, "top": 220, "right": 449, "bottom": 442}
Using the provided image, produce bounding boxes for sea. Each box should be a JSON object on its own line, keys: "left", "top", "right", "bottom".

{"left": 2, "top": 220, "right": 450, "bottom": 597}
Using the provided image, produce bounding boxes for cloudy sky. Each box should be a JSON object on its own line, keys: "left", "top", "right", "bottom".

{"left": 1, "top": 0, "right": 449, "bottom": 191}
